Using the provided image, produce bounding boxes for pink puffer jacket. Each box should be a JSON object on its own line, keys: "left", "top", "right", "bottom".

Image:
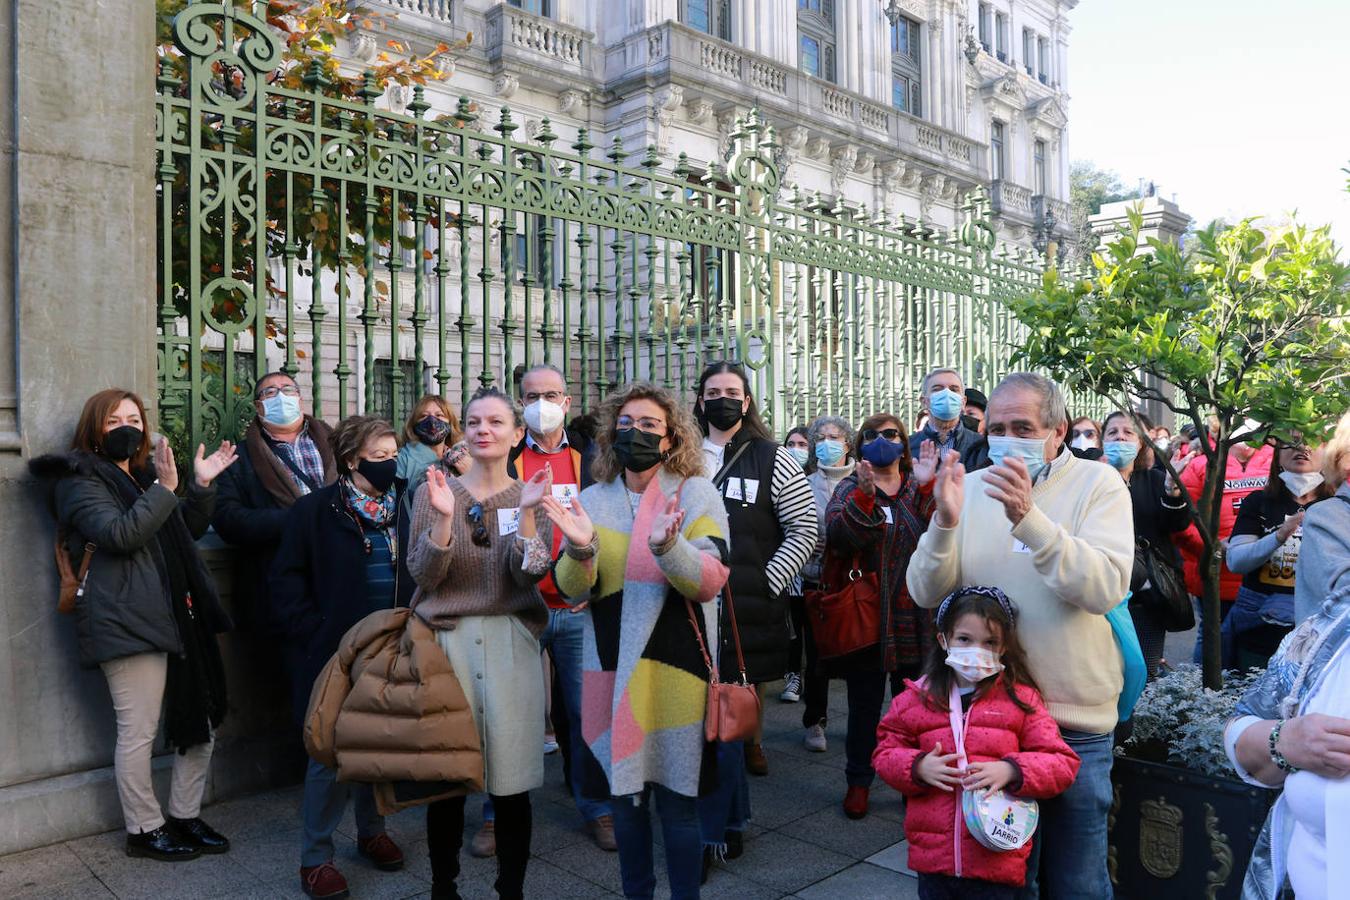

{"left": 873, "top": 678, "right": 1080, "bottom": 887}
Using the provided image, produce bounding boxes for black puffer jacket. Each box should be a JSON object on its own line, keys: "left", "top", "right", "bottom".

{"left": 29, "top": 452, "right": 231, "bottom": 668}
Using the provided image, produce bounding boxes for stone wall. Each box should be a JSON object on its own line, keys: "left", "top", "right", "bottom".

{"left": 0, "top": 0, "right": 298, "bottom": 855}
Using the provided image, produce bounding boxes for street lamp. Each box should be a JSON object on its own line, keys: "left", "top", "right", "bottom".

{"left": 881, "top": 0, "right": 904, "bottom": 26}
{"left": 1033, "top": 204, "right": 1057, "bottom": 257}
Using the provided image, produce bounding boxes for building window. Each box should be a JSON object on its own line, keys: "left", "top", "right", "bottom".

{"left": 1033, "top": 139, "right": 1046, "bottom": 195}
{"left": 798, "top": 0, "right": 836, "bottom": 82}
{"left": 890, "top": 15, "right": 921, "bottom": 117}
{"left": 1022, "top": 28, "right": 1035, "bottom": 76}
{"left": 684, "top": 0, "right": 732, "bottom": 41}
{"left": 507, "top": 0, "right": 551, "bottom": 16}
{"left": 1037, "top": 36, "right": 1050, "bottom": 84}
{"left": 978, "top": 3, "right": 991, "bottom": 52}
{"left": 990, "top": 121, "right": 1005, "bottom": 181}
{"left": 994, "top": 12, "right": 1007, "bottom": 62}
{"left": 514, "top": 215, "right": 555, "bottom": 286}
{"left": 372, "top": 359, "right": 422, "bottom": 424}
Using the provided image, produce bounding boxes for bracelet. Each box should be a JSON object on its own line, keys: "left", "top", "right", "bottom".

{"left": 1269, "top": 720, "right": 1301, "bottom": 774}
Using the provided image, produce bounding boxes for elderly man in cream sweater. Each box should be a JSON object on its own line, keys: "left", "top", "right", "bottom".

{"left": 907, "top": 372, "right": 1133, "bottom": 899}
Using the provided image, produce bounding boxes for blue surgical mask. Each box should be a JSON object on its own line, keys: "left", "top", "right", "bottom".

{"left": 987, "top": 435, "right": 1050, "bottom": 480}
{"left": 786, "top": 446, "right": 810, "bottom": 468}
{"left": 262, "top": 393, "right": 302, "bottom": 427}
{"left": 815, "top": 439, "right": 846, "bottom": 466}
{"left": 929, "top": 388, "right": 964, "bottom": 422}
{"left": 861, "top": 437, "right": 903, "bottom": 467}
{"left": 1103, "top": 440, "right": 1139, "bottom": 470}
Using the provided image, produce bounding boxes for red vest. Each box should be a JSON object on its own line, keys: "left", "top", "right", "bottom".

{"left": 515, "top": 441, "right": 581, "bottom": 609}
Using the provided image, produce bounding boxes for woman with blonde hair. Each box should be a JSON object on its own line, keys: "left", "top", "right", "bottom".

{"left": 547, "top": 381, "right": 730, "bottom": 900}
{"left": 395, "top": 394, "right": 463, "bottom": 482}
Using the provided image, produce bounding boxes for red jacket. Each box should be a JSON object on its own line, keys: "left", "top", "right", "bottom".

{"left": 873, "top": 679, "right": 1080, "bottom": 887}
{"left": 1172, "top": 444, "right": 1274, "bottom": 600}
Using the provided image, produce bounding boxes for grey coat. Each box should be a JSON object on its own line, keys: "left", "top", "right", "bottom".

{"left": 1293, "top": 482, "right": 1350, "bottom": 625}
{"left": 31, "top": 451, "right": 224, "bottom": 668}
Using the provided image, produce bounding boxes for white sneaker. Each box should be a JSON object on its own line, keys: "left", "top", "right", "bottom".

{"left": 804, "top": 723, "right": 827, "bottom": 753}
{"left": 779, "top": 672, "right": 802, "bottom": 703}
{"left": 543, "top": 736, "right": 559, "bottom": 755}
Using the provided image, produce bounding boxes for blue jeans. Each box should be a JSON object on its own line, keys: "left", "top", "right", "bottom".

{"left": 610, "top": 785, "right": 702, "bottom": 900}
{"left": 1019, "top": 730, "right": 1113, "bottom": 899}
{"left": 483, "top": 607, "right": 609, "bottom": 826}
{"left": 1221, "top": 585, "right": 1293, "bottom": 667}
{"left": 300, "top": 758, "right": 384, "bottom": 866}
{"left": 697, "top": 741, "right": 751, "bottom": 848}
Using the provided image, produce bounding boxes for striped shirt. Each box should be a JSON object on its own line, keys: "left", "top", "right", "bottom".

{"left": 762, "top": 445, "right": 820, "bottom": 598}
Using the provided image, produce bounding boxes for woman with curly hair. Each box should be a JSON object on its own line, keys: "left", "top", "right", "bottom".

{"left": 548, "top": 382, "right": 730, "bottom": 900}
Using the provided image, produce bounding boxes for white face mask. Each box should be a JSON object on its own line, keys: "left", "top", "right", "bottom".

{"left": 523, "top": 399, "right": 566, "bottom": 436}
{"left": 942, "top": 645, "right": 1005, "bottom": 683}
{"left": 1070, "top": 435, "right": 1095, "bottom": 452}
{"left": 1279, "top": 470, "right": 1324, "bottom": 499}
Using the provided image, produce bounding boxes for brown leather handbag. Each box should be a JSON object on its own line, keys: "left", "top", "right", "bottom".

{"left": 803, "top": 553, "right": 881, "bottom": 661}
{"left": 686, "top": 584, "right": 761, "bottom": 744}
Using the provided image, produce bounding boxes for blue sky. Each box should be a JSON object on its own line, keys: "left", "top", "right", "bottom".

{"left": 1068, "top": 0, "right": 1350, "bottom": 248}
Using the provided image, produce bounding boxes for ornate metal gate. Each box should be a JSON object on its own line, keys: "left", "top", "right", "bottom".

{"left": 157, "top": 2, "right": 1059, "bottom": 449}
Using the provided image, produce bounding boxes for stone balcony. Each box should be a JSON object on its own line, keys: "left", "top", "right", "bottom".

{"left": 608, "top": 21, "right": 988, "bottom": 187}
{"left": 482, "top": 4, "right": 594, "bottom": 78}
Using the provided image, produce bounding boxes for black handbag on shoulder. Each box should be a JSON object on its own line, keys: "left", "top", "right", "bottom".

{"left": 1133, "top": 538, "right": 1194, "bottom": 632}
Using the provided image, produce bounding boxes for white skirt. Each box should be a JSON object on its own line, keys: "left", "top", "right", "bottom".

{"left": 434, "top": 615, "right": 545, "bottom": 796}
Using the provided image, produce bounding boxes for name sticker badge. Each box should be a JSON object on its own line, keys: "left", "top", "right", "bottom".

{"left": 1012, "top": 538, "right": 1033, "bottom": 554}
{"left": 498, "top": 507, "right": 521, "bottom": 536}
{"left": 881, "top": 506, "right": 894, "bottom": 524}
{"left": 724, "top": 478, "right": 760, "bottom": 503}
{"left": 552, "top": 483, "right": 577, "bottom": 509}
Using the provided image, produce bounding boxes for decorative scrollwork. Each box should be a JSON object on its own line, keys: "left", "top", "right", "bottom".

{"left": 173, "top": 2, "right": 282, "bottom": 73}
{"left": 1203, "top": 803, "right": 1233, "bottom": 900}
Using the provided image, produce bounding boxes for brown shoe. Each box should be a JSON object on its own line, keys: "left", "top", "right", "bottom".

{"left": 469, "top": 820, "right": 496, "bottom": 858}
{"left": 587, "top": 814, "right": 618, "bottom": 852}
{"left": 745, "top": 743, "right": 769, "bottom": 776}
{"left": 357, "top": 832, "right": 405, "bottom": 871}
{"left": 300, "top": 862, "right": 350, "bottom": 899}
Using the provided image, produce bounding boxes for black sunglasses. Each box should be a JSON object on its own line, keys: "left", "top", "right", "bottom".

{"left": 862, "top": 428, "right": 902, "bottom": 442}
{"left": 466, "top": 502, "right": 490, "bottom": 547}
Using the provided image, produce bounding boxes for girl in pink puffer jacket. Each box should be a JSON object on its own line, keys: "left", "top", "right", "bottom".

{"left": 873, "top": 587, "right": 1080, "bottom": 896}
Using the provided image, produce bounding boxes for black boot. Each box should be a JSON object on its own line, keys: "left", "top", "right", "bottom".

{"left": 725, "top": 829, "right": 744, "bottom": 860}
{"left": 168, "top": 816, "right": 230, "bottom": 854}
{"left": 125, "top": 826, "right": 201, "bottom": 862}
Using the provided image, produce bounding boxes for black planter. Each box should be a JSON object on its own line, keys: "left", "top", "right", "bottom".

{"left": 1108, "top": 755, "right": 1276, "bottom": 900}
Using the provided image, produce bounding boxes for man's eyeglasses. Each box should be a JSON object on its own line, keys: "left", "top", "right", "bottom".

{"left": 523, "top": 391, "right": 565, "bottom": 404}
{"left": 616, "top": 416, "right": 667, "bottom": 435}
{"left": 257, "top": 384, "right": 301, "bottom": 400}
{"left": 862, "top": 428, "right": 902, "bottom": 443}
{"left": 467, "top": 503, "right": 490, "bottom": 547}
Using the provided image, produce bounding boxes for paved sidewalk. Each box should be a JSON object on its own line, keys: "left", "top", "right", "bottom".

{"left": 0, "top": 678, "right": 921, "bottom": 899}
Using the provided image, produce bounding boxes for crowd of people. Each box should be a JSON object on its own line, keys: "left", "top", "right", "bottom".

{"left": 30, "top": 362, "right": 1350, "bottom": 900}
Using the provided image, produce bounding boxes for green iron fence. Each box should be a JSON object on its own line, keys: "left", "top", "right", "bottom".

{"left": 157, "top": 1, "right": 1073, "bottom": 450}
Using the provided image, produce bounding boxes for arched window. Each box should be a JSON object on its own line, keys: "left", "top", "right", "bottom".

{"left": 891, "top": 16, "right": 921, "bottom": 117}
{"left": 797, "top": 0, "right": 837, "bottom": 83}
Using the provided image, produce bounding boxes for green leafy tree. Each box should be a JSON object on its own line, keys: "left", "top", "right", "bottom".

{"left": 1068, "top": 161, "right": 1141, "bottom": 261}
{"left": 1009, "top": 207, "right": 1350, "bottom": 688}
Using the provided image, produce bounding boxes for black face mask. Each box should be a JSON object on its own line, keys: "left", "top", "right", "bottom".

{"left": 614, "top": 428, "right": 665, "bottom": 473}
{"left": 700, "top": 396, "right": 745, "bottom": 433}
{"left": 413, "top": 415, "right": 452, "bottom": 446}
{"left": 961, "top": 414, "right": 983, "bottom": 433}
{"left": 356, "top": 457, "right": 398, "bottom": 494}
{"left": 101, "top": 425, "right": 143, "bottom": 462}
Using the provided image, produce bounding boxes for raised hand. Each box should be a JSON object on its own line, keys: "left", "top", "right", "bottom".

{"left": 153, "top": 437, "right": 179, "bottom": 493}
{"left": 542, "top": 494, "right": 596, "bottom": 547}
{"left": 193, "top": 440, "right": 238, "bottom": 487}
{"left": 933, "top": 450, "right": 964, "bottom": 528}
{"left": 912, "top": 439, "right": 939, "bottom": 486}
{"left": 425, "top": 466, "right": 457, "bottom": 518}
{"left": 1277, "top": 510, "right": 1306, "bottom": 542}
{"left": 649, "top": 495, "right": 686, "bottom": 550}
{"left": 519, "top": 467, "right": 552, "bottom": 509}
{"left": 963, "top": 760, "right": 1018, "bottom": 793}
{"left": 916, "top": 741, "right": 963, "bottom": 792}
{"left": 984, "top": 456, "right": 1033, "bottom": 526}
{"left": 855, "top": 459, "right": 876, "bottom": 496}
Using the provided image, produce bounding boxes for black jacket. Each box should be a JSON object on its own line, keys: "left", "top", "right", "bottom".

{"left": 269, "top": 479, "right": 415, "bottom": 722}
{"left": 909, "top": 422, "right": 990, "bottom": 470}
{"left": 30, "top": 452, "right": 230, "bottom": 668}
{"left": 713, "top": 432, "right": 789, "bottom": 684}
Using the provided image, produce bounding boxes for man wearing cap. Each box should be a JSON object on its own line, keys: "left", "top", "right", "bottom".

{"left": 908, "top": 367, "right": 989, "bottom": 469}
{"left": 963, "top": 387, "right": 987, "bottom": 434}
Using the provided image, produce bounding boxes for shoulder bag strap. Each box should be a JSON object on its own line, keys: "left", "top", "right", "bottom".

{"left": 948, "top": 681, "right": 970, "bottom": 770}
{"left": 721, "top": 580, "right": 750, "bottom": 685}
{"left": 266, "top": 435, "right": 320, "bottom": 492}
{"left": 712, "top": 440, "right": 754, "bottom": 489}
